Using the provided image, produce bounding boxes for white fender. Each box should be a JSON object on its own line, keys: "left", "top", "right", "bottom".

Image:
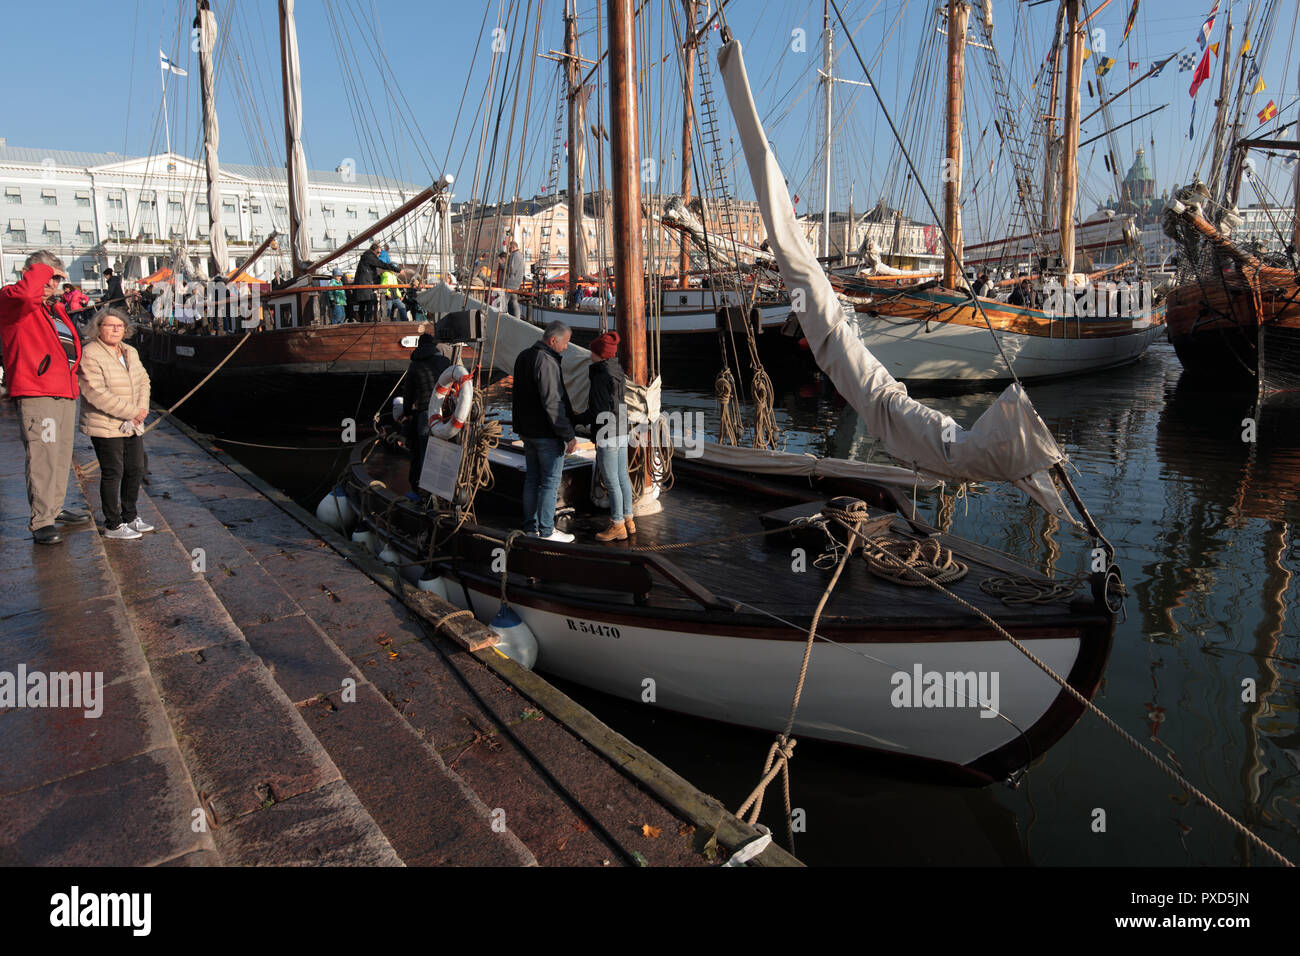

{"left": 316, "top": 492, "right": 345, "bottom": 532}
{"left": 429, "top": 364, "right": 474, "bottom": 440}
{"left": 490, "top": 603, "right": 538, "bottom": 670}
{"left": 351, "top": 530, "right": 375, "bottom": 554}
{"left": 377, "top": 544, "right": 400, "bottom": 566}
{"left": 416, "top": 575, "right": 449, "bottom": 599}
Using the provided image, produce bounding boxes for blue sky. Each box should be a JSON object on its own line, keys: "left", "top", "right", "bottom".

{"left": 4, "top": 1, "right": 1295, "bottom": 239}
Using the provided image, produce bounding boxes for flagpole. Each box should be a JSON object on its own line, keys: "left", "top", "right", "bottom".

{"left": 161, "top": 64, "right": 172, "bottom": 159}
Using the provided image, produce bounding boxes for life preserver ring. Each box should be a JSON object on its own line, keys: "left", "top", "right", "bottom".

{"left": 429, "top": 364, "right": 474, "bottom": 439}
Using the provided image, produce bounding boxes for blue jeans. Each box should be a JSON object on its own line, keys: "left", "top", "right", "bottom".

{"left": 522, "top": 437, "right": 566, "bottom": 536}
{"left": 331, "top": 303, "right": 346, "bottom": 324}
{"left": 389, "top": 299, "right": 409, "bottom": 321}
{"left": 596, "top": 438, "right": 634, "bottom": 522}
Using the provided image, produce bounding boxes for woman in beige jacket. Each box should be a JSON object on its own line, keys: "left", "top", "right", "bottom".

{"left": 78, "top": 308, "right": 153, "bottom": 539}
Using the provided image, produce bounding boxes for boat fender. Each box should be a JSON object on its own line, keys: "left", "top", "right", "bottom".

{"left": 315, "top": 489, "right": 354, "bottom": 532}
{"left": 351, "top": 530, "right": 375, "bottom": 554}
{"left": 430, "top": 364, "right": 474, "bottom": 440}
{"left": 416, "top": 575, "right": 449, "bottom": 600}
{"left": 377, "top": 544, "right": 400, "bottom": 566}
{"left": 489, "top": 603, "right": 538, "bottom": 670}
{"left": 392, "top": 395, "right": 405, "bottom": 421}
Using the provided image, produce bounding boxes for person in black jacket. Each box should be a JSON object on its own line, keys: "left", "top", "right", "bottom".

{"left": 354, "top": 243, "right": 401, "bottom": 322}
{"left": 512, "top": 320, "right": 576, "bottom": 542}
{"left": 101, "top": 268, "right": 126, "bottom": 309}
{"left": 576, "top": 331, "right": 636, "bottom": 541}
{"left": 400, "top": 332, "right": 451, "bottom": 496}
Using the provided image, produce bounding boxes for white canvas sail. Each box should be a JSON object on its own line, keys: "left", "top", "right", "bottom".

{"left": 279, "top": 0, "right": 310, "bottom": 270}
{"left": 717, "top": 37, "right": 1075, "bottom": 521}
{"left": 197, "top": 2, "right": 227, "bottom": 277}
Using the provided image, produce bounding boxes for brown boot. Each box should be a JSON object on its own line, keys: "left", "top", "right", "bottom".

{"left": 623, "top": 516, "right": 636, "bottom": 534}
{"left": 595, "top": 520, "right": 627, "bottom": 542}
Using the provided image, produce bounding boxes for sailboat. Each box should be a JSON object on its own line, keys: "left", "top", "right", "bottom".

{"left": 1161, "top": 3, "right": 1300, "bottom": 393}
{"left": 135, "top": 0, "right": 461, "bottom": 426}
{"left": 832, "top": 0, "right": 1165, "bottom": 387}
{"left": 342, "top": 6, "right": 1124, "bottom": 786}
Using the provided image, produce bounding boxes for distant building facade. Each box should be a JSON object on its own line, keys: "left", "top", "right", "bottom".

{"left": 0, "top": 140, "right": 447, "bottom": 290}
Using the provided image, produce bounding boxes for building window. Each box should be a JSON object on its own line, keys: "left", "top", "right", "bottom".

{"left": 221, "top": 199, "right": 237, "bottom": 214}
{"left": 224, "top": 225, "right": 239, "bottom": 240}
{"left": 368, "top": 207, "right": 378, "bottom": 219}
{"left": 7, "top": 219, "right": 26, "bottom": 244}
{"left": 346, "top": 206, "right": 358, "bottom": 219}
{"left": 250, "top": 199, "right": 262, "bottom": 213}
{"left": 274, "top": 202, "right": 287, "bottom": 214}
{"left": 82, "top": 263, "right": 97, "bottom": 279}
{"left": 5, "top": 187, "right": 20, "bottom": 205}
{"left": 42, "top": 189, "right": 57, "bottom": 206}
{"left": 197, "top": 224, "right": 209, "bottom": 238}
{"left": 138, "top": 190, "right": 155, "bottom": 209}
{"left": 107, "top": 193, "right": 124, "bottom": 210}
{"left": 322, "top": 205, "right": 335, "bottom": 217}
{"left": 168, "top": 199, "right": 182, "bottom": 214}
{"left": 250, "top": 231, "right": 263, "bottom": 245}
{"left": 169, "top": 227, "right": 183, "bottom": 240}
{"left": 44, "top": 220, "right": 61, "bottom": 243}
{"left": 109, "top": 226, "right": 126, "bottom": 240}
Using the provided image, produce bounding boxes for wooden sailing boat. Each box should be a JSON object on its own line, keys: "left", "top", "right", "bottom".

{"left": 1161, "top": 7, "right": 1300, "bottom": 393}
{"left": 136, "top": 0, "right": 460, "bottom": 426}
{"left": 839, "top": 0, "right": 1165, "bottom": 387}
{"left": 342, "top": 5, "right": 1122, "bottom": 785}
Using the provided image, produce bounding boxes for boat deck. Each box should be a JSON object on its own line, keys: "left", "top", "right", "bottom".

{"left": 364, "top": 443, "right": 1098, "bottom": 634}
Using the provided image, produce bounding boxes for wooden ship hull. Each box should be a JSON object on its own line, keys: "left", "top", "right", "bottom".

{"left": 1164, "top": 267, "right": 1300, "bottom": 391}
{"left": 346, "top": 439, "right": 1114, "bottom": 784}
{"left": 136, "top": 321, "right": 479, "bottom": 426}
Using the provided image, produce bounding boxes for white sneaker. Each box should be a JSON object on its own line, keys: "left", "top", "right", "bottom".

{"left": 104, "top": 523, "right": 143, "bottom": 540}
{"left": 539, "top": 529, "right": 574, "bottom": 543}
{"left": 127, "top": 517, "right": 155, "bottom": 533}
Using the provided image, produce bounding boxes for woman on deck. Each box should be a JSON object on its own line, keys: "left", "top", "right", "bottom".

{"left": 77, "top": 308, "right": 153, "bottom": 540}
{"left": 577, "top": 331, "right": 636, "bottom": 542}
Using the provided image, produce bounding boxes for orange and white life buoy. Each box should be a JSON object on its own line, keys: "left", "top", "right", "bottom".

{"left": 429, "top": 364, "right": 474, "bottom": 439}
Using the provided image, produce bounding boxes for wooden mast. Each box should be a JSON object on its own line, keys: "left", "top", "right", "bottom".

{"left": 942, "top": 0, "right": 969, "bottom": 289}
{"left": 678, "top": 0, "right": 697, "bottom": 287}
{"left": 1208, "top": 5, "right": 1235, "bottom": 207}
{"left": 821, "top": 0, "right": 833, "bottom": 260}
{"left": 1059, "top": 0, "right": 1082, "bottom": 276}
{"left": 608, "top": 0, "right": 647, "bottom": 386}
{"left": 564, "top": 2, "right": 587, "bottom": 301}
{"left": 1042, "top": 4, "right": 1064, "bottom": 232}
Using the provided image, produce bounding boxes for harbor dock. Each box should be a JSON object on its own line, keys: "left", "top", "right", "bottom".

{"left": 0, "top": 403, "right": 796, "bottom": 867}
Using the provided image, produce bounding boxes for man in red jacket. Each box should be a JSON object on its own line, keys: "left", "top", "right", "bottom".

{"left": 0, "top": 251, "right": 92, "bottom": 544}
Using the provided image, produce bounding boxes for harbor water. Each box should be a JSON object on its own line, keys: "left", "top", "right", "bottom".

{"left": 213, "top": 339, "right": 1300, "bottom": 866}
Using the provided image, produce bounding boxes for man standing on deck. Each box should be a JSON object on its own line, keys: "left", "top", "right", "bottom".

{"left": 512, "top": 320, "right": 577, "bottom": 542}
{"left": 101, "top": 267, "right": 126, "bottom": 308}
{"left": 355, "top": 242, "right": 399, "bottom": 322}
{"left": 0, "top": 251, "right": 92, "bottom": 544}
{"left": 400, "top": 332, "right": 451, "bottom": 498}
{"left": 327, "top": 269, "right": 347, "bottom": 324}
{"left": 504, "top": 240, "right": 527, "bottom": 318}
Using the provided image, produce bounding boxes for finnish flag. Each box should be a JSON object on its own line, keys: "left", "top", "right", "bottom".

{"left": 160, "top": 50, "right": 188, "bottom": 76}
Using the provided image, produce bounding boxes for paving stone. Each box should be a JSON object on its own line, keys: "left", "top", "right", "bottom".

{"left": 148, "top": 639, "right": 340, "bottom": 823}
{"left": 0, "top": 594, "right": 148, "bottom": 687}
{"left": 0, "top": 672, "right": 175, "bottom": 796}
{"left": 211, "top": 779, "right": 401, "bottom": 866}
{"left": 299, "top": 686, "right": 531, "bottom": 866}
{"left": 97, "top": 525, "right": 202, "bottom": 596}
{"left": 0, "top": 748, "right": 212, "bottom": 867}
{"left": 121, "top": 579, "right": 246, "bottom": 659}
{"left": 241, "top": 615, "right": 360, "bottom": 705}
{"left": 204, "top": 561, "right": 303, "bottom": 628}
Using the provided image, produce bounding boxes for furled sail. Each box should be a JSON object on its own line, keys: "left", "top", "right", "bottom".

{"left": 196, "top": 1, "right": 227, "bottom": 277}
{"left": 279, "top": 0, "right": 310, "bottom": 270}
{"left": 717, "top": 37, "right": 1075, "bottom": 521}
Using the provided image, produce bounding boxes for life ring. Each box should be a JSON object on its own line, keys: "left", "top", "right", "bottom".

{"left": 429, "top": 364, "right": 474, "bottom": 439}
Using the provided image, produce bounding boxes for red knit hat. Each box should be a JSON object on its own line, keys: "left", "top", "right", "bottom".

{"left": 590, "top": 331, "right": 620, "bottom": 360}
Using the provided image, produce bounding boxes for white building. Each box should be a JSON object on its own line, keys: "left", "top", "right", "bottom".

{"left": 0, "top": 140, "right": 448, "bottom": 290}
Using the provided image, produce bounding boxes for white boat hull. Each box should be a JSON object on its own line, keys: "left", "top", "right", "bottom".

{"left": 447, "top": 579, "right": 1087, "bottom": 775}
{"left": 853, "top": 312, "right": 1166, "bottom": 383}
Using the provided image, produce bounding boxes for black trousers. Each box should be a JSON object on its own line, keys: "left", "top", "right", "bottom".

{"left": 90, "top": 434, "right": 145, "bottom": 528}
{"left": 406, "top": 414, "right": 429, "bottom": 493}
